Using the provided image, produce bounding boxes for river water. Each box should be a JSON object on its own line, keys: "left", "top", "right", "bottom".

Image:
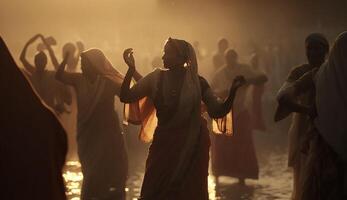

{"left": 63, "top": 131, "right": 293, "bottom": 200}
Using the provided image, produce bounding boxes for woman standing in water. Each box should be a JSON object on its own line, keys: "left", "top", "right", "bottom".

{"left": 276, "top": 32, "right": 347, "bottom": 199}
{"left": 56, "top": 49, "right": 136, "bottom": 200}
{"left": 120, "top": 38, "right": 244, "bottom": 200}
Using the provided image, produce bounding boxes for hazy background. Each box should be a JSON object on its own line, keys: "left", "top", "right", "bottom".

{"left": 2, "top": 1, "right": 347, "bottom": 199}
{"left": 1, "top": 0, "right": 346, "bottom": 76}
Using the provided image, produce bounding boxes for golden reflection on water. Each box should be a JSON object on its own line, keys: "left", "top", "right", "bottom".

{"left": 63, "top": 161, "right": 83, "bottom": 199}
{"left": 63, "top": 152, "right": 292, "bottom": 200}
{"left": 63, "top": 161, "right": 218, "bottom": 200}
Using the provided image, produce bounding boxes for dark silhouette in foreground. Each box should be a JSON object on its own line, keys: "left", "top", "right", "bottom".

{"left": 0, "top": 37, "right": 67, "bottom": 200}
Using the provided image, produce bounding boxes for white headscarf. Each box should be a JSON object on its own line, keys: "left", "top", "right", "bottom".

{"left": 315, "top": 31, "right": 347, "bottom": 160}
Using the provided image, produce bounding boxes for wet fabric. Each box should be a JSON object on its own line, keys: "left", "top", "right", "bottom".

{"left": 57, "top": 49, "right": 128, "bottom": 200}
{"left": 211, "top": 110, "right": 259, "bottom": 179}
{"left": 275, "top": 64, "right": 315, "bottom": 200}
{"left": 250, "top": 85, "right": 266, "bottom": 131}
{"left": 210, "top": 64, "right": 261, "bottom": 179}
{"left": 299, "top": 128, "right": 344, "bottom": 200}
{"left": 124, "top": 39, "right": 213, "bottom": 199}
{"left": 140, "top": 117, "right": 210, "bottom": 200}
{"left": 276, "top": 64, "right": 314, "bottom": 167}
{"left": 0, "top": 37, "right": 67, "bottom": 200}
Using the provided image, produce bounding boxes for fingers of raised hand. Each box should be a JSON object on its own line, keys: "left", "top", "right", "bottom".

{"left": 123, "top": 48, "right": 133, "bottom": 59}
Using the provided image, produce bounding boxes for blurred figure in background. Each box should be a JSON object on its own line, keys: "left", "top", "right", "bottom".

{"left": 20, "top": 34, "right": 72, "bottom": 116}
{"left": 275, "top": 33, "right": 329, "bottom": 200}
{"left": 249, "top": 51, "right": 267, "bottom": 132}
{"left": 211, "top": 49, "right": 267, "bottom": 185}
{"left": 56, "top": 49, "right": 132, "bottom": 200}
{"left": 61, "top": 41, "right": 85, "bottom": 160}
{"left": 63, "top": 41, "right": 85, "bottom": 72}
{"left": 213, "top": 38, "right": 229, "bottom": 70}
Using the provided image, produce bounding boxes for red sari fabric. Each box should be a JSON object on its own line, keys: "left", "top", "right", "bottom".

{"left": 139, "top": 117, "right": 210, "bottom": 200}
{"left": 251, "top": 85, "right": 266, "bottom": 131}
{"left": 211, "top": 110, "right": 259, "bottom": 179}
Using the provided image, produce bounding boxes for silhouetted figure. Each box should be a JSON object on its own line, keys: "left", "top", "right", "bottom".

{"left": 212, "top": 38, "right": 229, "bottom": 70}
{"left": 60, "top": 41, "right": 84, "bottom": 160}
{"left": 279, "top": 32, "right": 347, "bottom": 199}
{"left": 20, "top": 34, "right": 71, "bottom": 116}
{"left": 56, "top": 49, "right": 130, "bottom": 200}
{"left": 1, "top": 37, "right": 67, "bottom": 200}
{"left": 193, "top": 40, "right": 203, "bottom": 61}
{"left": 249, "top": 52, "right": 266, "bottom": 131}
{"left": 121, "top": 38, "right": 244, "bottom": 199}
{"left": 63, "top": 41, "right": 84, "bottom": 72}
{"left": 310, "top": 31, "right": 347, "bottom": 199}
{"left": 275, "top": 33, "right": 329, "bottom": 200}
{"left": 211, "top": 49, "right": 267, "bottom": 185}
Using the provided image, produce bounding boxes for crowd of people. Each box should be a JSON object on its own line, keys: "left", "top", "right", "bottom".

{"left": 1, "top": 30, "right": 347, "bottom": 200}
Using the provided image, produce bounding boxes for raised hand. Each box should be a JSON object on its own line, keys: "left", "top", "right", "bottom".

{"left": 123, "top": 48, "right": 135, "bottom": 70}
{"left": 76, "top": 41, "right": 85, "bottom": 52}
{"left": 61, "top": 52, "right": 70, "bottom": 66}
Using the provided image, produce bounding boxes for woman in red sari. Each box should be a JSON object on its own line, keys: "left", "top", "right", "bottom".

{"left": 120, "top": 38, "right": 244, "bottom": 200}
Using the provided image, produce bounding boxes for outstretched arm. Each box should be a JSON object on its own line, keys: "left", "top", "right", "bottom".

{"left": 203, "top": 76, "right": 245, "bottom": 118}
{"left": 20, "top": 34, "right": 40, "bottom": 74}
{"left": 40, "top": 35, "right": 59, "bottom": 70}
{"left": 120, "top": 48, "right": 152, "bottom": 103}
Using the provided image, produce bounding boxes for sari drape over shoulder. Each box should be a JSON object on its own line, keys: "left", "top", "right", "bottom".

{"left": 124, "top": 40, "right": 212, "bottom": 200}
{"left": 59, "top": 49, "right": 128, "bottom": 200}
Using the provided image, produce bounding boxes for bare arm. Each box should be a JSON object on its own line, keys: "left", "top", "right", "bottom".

{"left": 20, "top": 34, "right": 40, "bottom": 74}
{"left": 203, "top": 76, "right": 245, "bottom": 118}
{"left": 120, "top": 49, "right": 152, "bottom": 103}
{"left": 40, "top": 35, "right": 59, "bottom": 70}
{"left": 55, "top": 54, "right": 79, "bottom": 86}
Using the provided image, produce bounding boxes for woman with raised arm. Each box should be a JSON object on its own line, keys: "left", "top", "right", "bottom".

{"left": 20, "top": 34, "right": 71, "bottom": 115}
{"left": 56, "top": 49, "right": 138, "bottom": 200}
{"left": 120, "top": 38, "right": 245, "bottom": 200}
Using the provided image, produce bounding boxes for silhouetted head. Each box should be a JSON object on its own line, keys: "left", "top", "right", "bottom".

{"left": 162, "top": 38, "right": 189, "bottom": 69}
{"left": 305, "top": 33, "right": 329, "bottom": 68}
{"left": 225, "top": 49, "right": 238, "bottom": 67}
{"left": 63, "top": 43, "right": 76, "bottom": 63}
{"left": 34, "top": 51, "right": 47, "bottom": 72}
{"left": 218, "top": 38, "right": 229, "bottom": 53}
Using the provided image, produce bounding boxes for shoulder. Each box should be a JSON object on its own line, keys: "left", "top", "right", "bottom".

{"left": 287, "top": 64, "right": 311, "bottom": 81}
{"left": 140, "top": 68, "right": 162, "bottom": 83}
{"left": 199, "top": 75, "right": 209, "bottom": 86}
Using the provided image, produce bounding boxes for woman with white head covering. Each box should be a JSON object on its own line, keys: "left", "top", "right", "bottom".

{"left": 121, "top": 38, "right": 244, "bottom": 199}
{"left": 275, "top": 33, "right": 330, "bottom": 200}
{"left": 277, "top": 32, "right": 347, "bottom": 199}
{"left": 56, "top": 49, "right": 130, "bottom": 200}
